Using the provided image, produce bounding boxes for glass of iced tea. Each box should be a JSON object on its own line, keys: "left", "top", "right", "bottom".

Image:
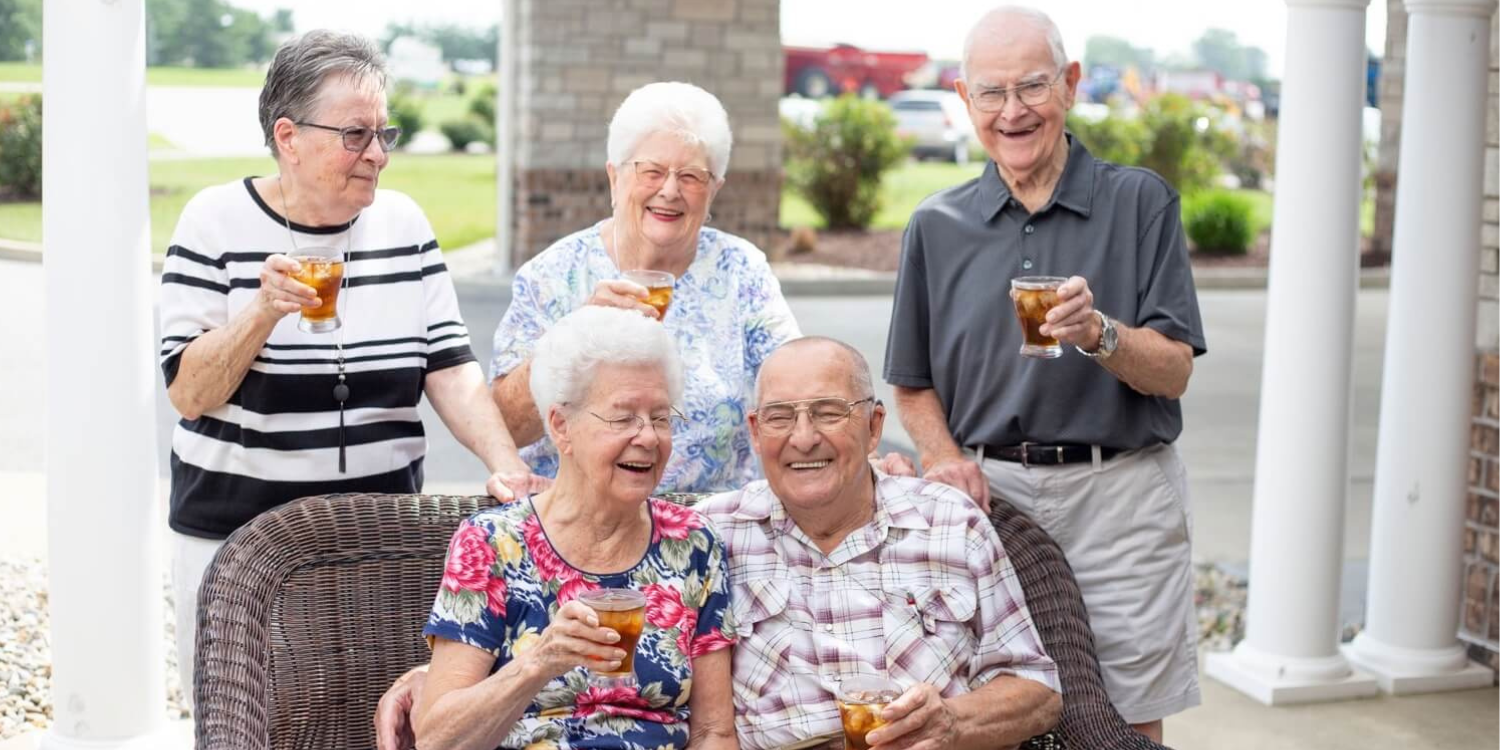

{"left": 1010, "top": 276, "right": 1067, "bottom": 359}
{"left": 622, "top": 269, "right": 675, "bottom": 318}
{"left": 289, "top": 246, "right": 345, "bottom": 333}
{"left": 576, "top": 588, "right": 647, "bottom": 688}
{"left": 837, "top": 675, "right": 902, "bottom": 750}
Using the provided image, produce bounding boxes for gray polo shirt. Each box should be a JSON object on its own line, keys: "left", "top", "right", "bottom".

{"left": 883, "top": 135, "right": 1207, "bottom": 451}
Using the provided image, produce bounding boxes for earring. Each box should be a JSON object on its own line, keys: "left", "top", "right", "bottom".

{"left": 705, "top": 211, "right": 713, "bottom": 223}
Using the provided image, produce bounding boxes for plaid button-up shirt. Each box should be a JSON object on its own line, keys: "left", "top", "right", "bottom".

{"left": 699, "top": 473, "right": 1060, "bottom": 750}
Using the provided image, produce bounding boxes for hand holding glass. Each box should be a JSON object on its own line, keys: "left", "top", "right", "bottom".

{"left": 622, "top": 269, "right": 675, "bottom": 317}
{"left": 576, "top": 588, "right": 646, "bottom": 688}
{"left": 837, "top": 675, "right": 903, "bottom": 750}
{"left": 1010, "top": 276, "right": 1066, "bottom": 358}
{"left": 289, "top": 246, "right": 345, "bottom": 333}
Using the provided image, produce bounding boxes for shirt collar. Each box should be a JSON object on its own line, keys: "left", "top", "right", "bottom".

{"left": 732, "top": 471, "right": 930, "bottom": 533}
{"left": 981, "top": 132, "right": 1096, "bottom": 222}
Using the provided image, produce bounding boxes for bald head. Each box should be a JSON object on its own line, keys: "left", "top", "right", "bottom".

{"left": 962, "top": 5, "right": 1068, "bottom": 80}
{"left": 755, "top": 337, "right": 874, "bottom": 406}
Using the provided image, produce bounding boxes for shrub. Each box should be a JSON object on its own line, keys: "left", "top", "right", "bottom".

{"left": 1067, "top": 112, "right": 1149, "bottom": 167}
{"left": 0, "top": 94, "right": 42, "bottom": 199}
{"left": 387, "top": 85, "right": 425, "bottom": 145}
{"left": 440, "top": 118, "right": 493, "bottom": 152}
{"left": 1183, "top": 190, "right": 1255, "bottom": 255}
{"left": 469, "top": 83, "right": 497, "bottom": 129}
{"left": 782, "top": 94, "right": 910, "bottom": 230}
{"left": 1138, "top": 94, "right": 1235, "bottom": 194}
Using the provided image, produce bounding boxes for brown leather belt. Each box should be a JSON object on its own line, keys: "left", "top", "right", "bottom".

{"left": 981, "top": 443, "right": 1121, "bottom": 467}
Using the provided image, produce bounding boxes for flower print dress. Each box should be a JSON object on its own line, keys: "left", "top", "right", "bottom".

{"left": 424, "top": 498, "right": 737, "bottom": 750}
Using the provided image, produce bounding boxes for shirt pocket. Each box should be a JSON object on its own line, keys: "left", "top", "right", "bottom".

{"left": 730, "top": 577, "right": 799, "bottom": 705}
{"left": 880, "top": 580, "right": 979, "bottom": 695}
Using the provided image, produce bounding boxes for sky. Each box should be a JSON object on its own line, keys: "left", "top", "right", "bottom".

{"left": 230, "top": 0, "right": 1390, "bottom": 79}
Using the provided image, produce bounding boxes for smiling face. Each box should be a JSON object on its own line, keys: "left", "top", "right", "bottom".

{"left": 955, "top": 19, "right": 1079, "bottom": 184}
{"left": 552, "top": 362, "right": 673, "bottom": 506}
{"left": 282, "top": 74, "right": 390, "bottom": 220}
{"left": 750, "top": 342, "right": 885, "bottom": 515}
{"left": 607, "top": 130, "right": 721, "bottom": 259}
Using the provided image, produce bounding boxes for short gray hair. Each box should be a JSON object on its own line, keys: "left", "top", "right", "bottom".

{"left": 259, "top": 30, "right": 388, "bottom": 157}
{"left": 529, "top": 306, "right": 685, "bottom": 432}
{"left": 754, "top": 337, "right": 873, "bottom": 406}
{"left": 961, "top": 5, "right": 1069, "bottom": 81}
{"left": 607, "top": 82, "right": 733, "bottom": 179}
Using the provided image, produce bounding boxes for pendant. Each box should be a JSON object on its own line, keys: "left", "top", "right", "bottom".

{"left": 333, "top": 383, "right": 350, "bottom": 402}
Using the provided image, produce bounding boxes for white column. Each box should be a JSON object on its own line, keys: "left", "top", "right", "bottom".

{"left": 494, "top": 0, "right": 518, "bottom": 277}
{"left": 41, "top": 1, "right": 171, "bottom": 748}
{"left": 1204, "top": 0, "right": 1381, "bottom": 705}
{"left": 1342, "top": 0, "right": 1497, "bottom": 695}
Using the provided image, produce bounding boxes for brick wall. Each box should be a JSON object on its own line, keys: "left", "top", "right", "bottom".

{"left": 508, "top": 0, "right": 782, "bottom": 267}
{"left": 1461, "top": 9, "right": 1500, "bottom": 672}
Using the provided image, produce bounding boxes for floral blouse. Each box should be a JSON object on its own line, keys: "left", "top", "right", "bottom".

{"left": 489, "top": 222, "right": 801, "bottom": 493}
{"left": 424, "top": 497, "right": 737, "bottom": 750}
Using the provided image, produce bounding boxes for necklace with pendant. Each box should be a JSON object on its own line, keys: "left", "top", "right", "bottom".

{"left": 279, "top": 177, "right": 356, "bottom": 473}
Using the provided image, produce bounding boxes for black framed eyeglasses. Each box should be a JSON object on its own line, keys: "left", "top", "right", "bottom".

{"left": 753, "top": 397, "right": 876, "bottom": 436}
{"left": 296, "top": 122, "right": 402, "bottom": 153}
{"left": 585, "top": 407, "right": 688, "bottom": 437}
{"left": 967, "top": 71, "right": 1065, "bottom": 113}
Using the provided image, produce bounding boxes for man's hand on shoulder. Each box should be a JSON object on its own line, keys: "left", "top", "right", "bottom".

{"left": 921, "top": 456, "right": 990, "bottom": 511}
{"left": 866, "top": 682, "right": 958, "bottom": 750}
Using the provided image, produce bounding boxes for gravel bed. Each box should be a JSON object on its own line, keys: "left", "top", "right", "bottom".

{"left": 0, "top": 557, "right": 190, "bottom": 741}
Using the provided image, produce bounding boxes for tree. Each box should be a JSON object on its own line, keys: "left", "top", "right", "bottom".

{"left": 1191, "top": 28, "right": 1268, "bottom": 82}
{"left": 381, "top": 21, "right": 499, "bottom": 69}
{"left": 271, "top": 8, "right": 294, "bottom": 33}
{"left": 147, "top": 0, "right": 274, "bottom": 67}
{"left": 1083, "top": 35, "right": 1153, "bottom": 72}
{"left": 0, "top": 0, "right": 42, "bottom": 62}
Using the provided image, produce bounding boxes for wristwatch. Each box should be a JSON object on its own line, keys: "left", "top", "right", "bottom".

{"left": 1076, "top": 310, "right": 1118, "bottom": 360}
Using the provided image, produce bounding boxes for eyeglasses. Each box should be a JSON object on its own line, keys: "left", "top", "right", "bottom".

{"left": 753, "top": 397, "right": 876, "bottom": 436}
{"left": 296, "top": 122, "right": 402, "bottom": 153}
{"left": 629, "top": 160, "right": 714, "bottom": 194}
{"left": 966, "top": 71, "right": 1064, "bottom": 113}
{"left": 586, "top": 407, "right": 687, "bottom": 437}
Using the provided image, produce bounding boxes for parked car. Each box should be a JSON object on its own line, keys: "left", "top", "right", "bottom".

{"left": 888, "top": 90, "right": 979, "bottom": 164}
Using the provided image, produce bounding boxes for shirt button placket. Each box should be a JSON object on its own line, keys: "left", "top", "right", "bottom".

{"left": 1022, "top": 223, "right": 1035, "bottom": 270}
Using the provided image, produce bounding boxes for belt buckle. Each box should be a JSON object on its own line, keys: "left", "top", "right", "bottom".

{"left": 1019, "top": 441, "right": 1030, "bottom": 468}
{"left": 1056, "top": 445, "right": 1065, "bottom": 464}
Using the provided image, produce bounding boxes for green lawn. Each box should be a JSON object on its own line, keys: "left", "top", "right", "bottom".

{"left": 0, "top": 153, "right": 496, "bottom": 252}
{"left": 781, "top": 159, "right": 986, "bottom": 230}
{"left": 0, "top": 63, "right": 264, "bottom": 87}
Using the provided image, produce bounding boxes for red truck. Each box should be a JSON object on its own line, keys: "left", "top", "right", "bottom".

{"left": 783, "top": 44, "right": 930, "bottom": 100}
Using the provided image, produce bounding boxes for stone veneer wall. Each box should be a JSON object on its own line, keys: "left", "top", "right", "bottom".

{"left": 1460, "top": 9, "right": 1500, "bottom": 674}
{"left": 1371, "top": 0, "right": 1407, "bottom": 260}
{"left": 508, "top": 0, "right": 782, "bottom": 267}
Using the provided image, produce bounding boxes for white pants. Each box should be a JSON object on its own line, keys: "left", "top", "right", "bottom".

{"left": 977, "top": 443, "right": 1201, "bottom": 724}
{"left": 171, "top": 531, "right": 226, "bottom": 709}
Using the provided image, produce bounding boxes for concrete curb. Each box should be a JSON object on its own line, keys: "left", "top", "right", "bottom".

{"left": 0, "top": 236, "right": 1392, "bottom": 294}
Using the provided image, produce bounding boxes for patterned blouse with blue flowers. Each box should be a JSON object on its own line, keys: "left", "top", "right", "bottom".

{"left": 489, "top": 222, "right": 801, "bottom": 493}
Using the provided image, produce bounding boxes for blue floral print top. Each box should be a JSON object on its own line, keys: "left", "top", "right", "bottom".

{"left": 424, "top": 497, "right": 737, "bottom": 749}
{"left": 489, "top": 222, "right": 801, "bottom": 493}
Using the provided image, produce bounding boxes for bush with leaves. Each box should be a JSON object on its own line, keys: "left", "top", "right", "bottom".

{"left": 1182, "top": 189, "right": 1255, "bottom": 255}
{"left": 1138, "top": 94, "right": 1235, "bottom": 194}
{"left": 782, "top": 94, "right": 910, "bottom": 230}
{"left": 0, "top": 93, "right": 42, "bottom": 198}
{"left": 387, "top": 84, "right": 425, "bottom": 146}
{"left": 1066, "top": 112, "right": 1149, "bottom": 167}
{"left": 469, "top": 83, "right": 497, "bottom": 129}
{"left": 441, "top": 118, "right": 493, "bottom": 152}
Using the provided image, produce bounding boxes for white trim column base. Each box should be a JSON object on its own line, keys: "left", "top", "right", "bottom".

{"left": 1206, "top": 643, "right": 1380, "bottom": 705}
{"left": 1343, "top": 635, "right": 1496, "bottom": 694}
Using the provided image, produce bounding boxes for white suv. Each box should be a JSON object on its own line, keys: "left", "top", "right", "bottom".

{"left": 888, "top": 90, "right": 980, "bottom": 164}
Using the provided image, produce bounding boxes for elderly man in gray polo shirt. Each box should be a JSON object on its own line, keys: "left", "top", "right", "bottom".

{"left": 883, "top": 5, "right": 1207, "bottom": 743}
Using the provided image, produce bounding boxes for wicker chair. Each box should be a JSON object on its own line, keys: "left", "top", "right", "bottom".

{"left": 194, "top": 492, "right": 499, "bottom": 749}
{"left": 990, "top": 498, "right": 1172, "bottom": 750}
{"left": 193, "top": 492, "right": 1167, "bottom": 750}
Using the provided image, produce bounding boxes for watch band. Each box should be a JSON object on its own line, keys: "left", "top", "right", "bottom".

{"left": 1076, "top": 310, "right": 1116, "bottom": 360}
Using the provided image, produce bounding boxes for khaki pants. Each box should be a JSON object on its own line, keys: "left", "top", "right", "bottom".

{"left": 977, "top": 443, "right": 1201, "bottom": 724}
